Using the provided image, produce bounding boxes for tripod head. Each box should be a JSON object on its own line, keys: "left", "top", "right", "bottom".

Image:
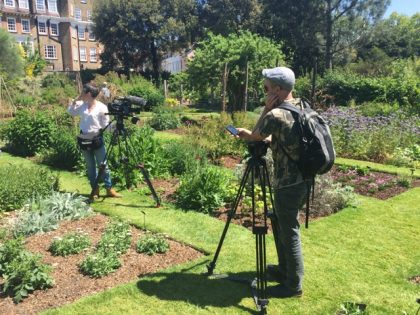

{"left": 247, "top": 141, "right": 268, "bottom": 158}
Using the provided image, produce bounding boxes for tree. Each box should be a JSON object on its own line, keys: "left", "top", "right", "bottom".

{"left": 358, "top": 13, "right": 420, "bottom": 59}
{"left": 0, "top": 29, "right": 24, "bottom": 80}
{"left": 187, "top": 31, "right": 284, "bottom": 111}
{"left": 323, "top": 0, "right": 390, "bottom": 69}
{"left": 199, "top": 0, "right": 262, "bottom": 36}
{"left": 93, "top": 0, "right": 198, "bottom": 83}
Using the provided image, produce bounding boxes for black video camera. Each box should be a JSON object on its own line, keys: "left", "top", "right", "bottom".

{"left": 108, "top": 96, "right": 147, "bottom": 117}
{"left": 248, "top": 141, "right": 268, "bottom": 157}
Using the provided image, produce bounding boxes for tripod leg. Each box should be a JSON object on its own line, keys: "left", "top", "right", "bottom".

{"left": 206, "top": 160, "right": 253, "bottom": 275}
{"left": 136, "top": 163, "right": 161, "bottom": 207}
{"left": 122, "top": 134, "right": 161, "bottom": 207}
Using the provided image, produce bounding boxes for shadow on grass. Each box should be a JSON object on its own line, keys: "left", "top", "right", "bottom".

{"left": 137, "top": 268, "right": 262, "bottom": 314}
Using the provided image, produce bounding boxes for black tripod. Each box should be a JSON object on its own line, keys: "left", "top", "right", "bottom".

{"left": 89, "top": 114, "right": 160, "bottom": 207}
{"left": 206, "top": 141, "right": 273, "bottom": 314}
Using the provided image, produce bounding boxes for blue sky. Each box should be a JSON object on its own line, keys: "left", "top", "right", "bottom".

{"left": 384, "top": 0, "right": 419, "bottom": 17}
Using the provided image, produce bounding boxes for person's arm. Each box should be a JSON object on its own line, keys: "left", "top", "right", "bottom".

{"left": 236, "top": 128, "right": 265, "bottom": 142}
{"left": 67, "top": 94, "right": 84, "bottom": 116}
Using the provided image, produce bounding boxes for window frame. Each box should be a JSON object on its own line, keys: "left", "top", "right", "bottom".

{"left": 7, "top": 18, "right": 17, "bottom": 32}
{"left": 74, "top": 7, "right": 82, "bottom": 20}
{"left": 77, "top": 26, "right": 85, "bottom": 39}
{"left": 44, "top": 45, "right": 57, "bottom": 59}
{"left": 88, "top": 31, "right": 95, "bottom": 41}
{"left": 18, "top": 0, "right": 29, "bottom": 9}
{"left": 50, "top": 22, "right": 59, "bottom": 36}
{"left": 89, "top": 47, "right": 97, "bottom": 62}
{"left": 5, "top": 0, "right": 15, "bottom": 8}
{"left": 36, "top": 0, "right": 46, "bottom": 11}
{"left": 21, "top": 19, "right": 31, "bottom": 33}
{"left": 79, "top": 47, "right": 87, "bottom": 62}
{"left": 38, "top": 21, "right": 47, "bottom": 34}
{"left": 47, "top": 0, "right": 58, "bottom": 13}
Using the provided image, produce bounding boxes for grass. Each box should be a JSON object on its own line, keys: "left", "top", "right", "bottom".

{"left": 1, "top": 152, "right": 419, "bottom": 314}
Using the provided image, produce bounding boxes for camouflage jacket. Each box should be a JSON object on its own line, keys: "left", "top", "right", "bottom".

{"left": 256, "top": 98, "right": 303, "bottom": 188}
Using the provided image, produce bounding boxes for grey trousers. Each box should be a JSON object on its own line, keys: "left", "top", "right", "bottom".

{"left": 272, "top": 181, "right": 308, "bottom": 291}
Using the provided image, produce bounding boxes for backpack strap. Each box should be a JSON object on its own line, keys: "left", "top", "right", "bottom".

{"left": 277, "top": 101, "right": 305, "bottom": 167}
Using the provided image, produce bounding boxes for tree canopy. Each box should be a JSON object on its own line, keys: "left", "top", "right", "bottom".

{"left": 0, "top": 29, "right": 24, "bottom": 81}
{"left": 187, "top": 31, "right": 284, "bottom": 111}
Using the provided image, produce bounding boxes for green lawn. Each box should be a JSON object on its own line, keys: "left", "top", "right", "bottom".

{"left": 1, "top": 152, "right": 419, "bottom": 314}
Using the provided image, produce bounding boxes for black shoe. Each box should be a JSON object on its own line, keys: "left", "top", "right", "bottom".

{"left": 267, "top": 284, "right": 302, "bottom": 298}
{"left": 267, "top": 264, "right": 286, "bottom": 283}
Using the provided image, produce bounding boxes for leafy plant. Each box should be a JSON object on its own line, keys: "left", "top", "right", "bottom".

{"left": 0, "top": 109, "right": 57, "bottom": 156}
{"left": 3, "top": 251, "right": 54, "bottom": 303}
{"left": 0, "top": 237, "right": 25, "bottom": 276}
{"left": 79, "top": 251, "right": 121, "bottom": 278}
{"left": 176, "top": 165, "right": 232, "bottom": 214}
{"left": 13, "top": 192, "right": 92, "bottom": 237}
{"left": 163, "top": 141, "right": 208, "bottom": 176}
{"left": 0, "top": 165, "right": 59, "bottom": 212}
{"left": 136, "top": 234, "right": 169, "bottom": 255}
{"left": 148, "top": 106, "right": 181, "bottom": 131}
{"left": 49, "top": 232, "right": 91, "bottom": 256}
{"left": 336, "top": 301, "right": 367, "bottom": 314}
{"left": 96, "top": 221, "right": 132, "bottom": 255}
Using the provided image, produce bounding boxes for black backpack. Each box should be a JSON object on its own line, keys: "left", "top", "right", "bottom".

{"left": 279, "top": 98, "right": 336, "bottom": 227}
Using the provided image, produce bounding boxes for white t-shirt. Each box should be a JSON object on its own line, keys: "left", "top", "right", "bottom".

{"left": 67, "top": 100, "right": 110, "bottom": 134}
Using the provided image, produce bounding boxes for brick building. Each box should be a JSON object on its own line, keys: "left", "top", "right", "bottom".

{"left": 0, "top": 0, "right": 102, "bottom": 71}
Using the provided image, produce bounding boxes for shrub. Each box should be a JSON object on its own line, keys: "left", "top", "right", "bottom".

{"left": 0, "top": 237, "right": 25, "bottom": 276}
{"left": 13, "top": 192, "right": 92, "bottom": 237}
{"left": 176, "top": 166, "right": 231, "bottom": 214}
{"left": 0, "top": 109, "right": 57, "bottom": 156}
{"left": 3, "top": 250, "right": 53, "bottom": 303}
{"left": 40, "top": 127, "right": 82, "bottom": 171}
{"left": 96, "top": 221, "right": 132, "bottom": 255}
{"left": 163, "top": 141, "right": 208, "bottom": 176}
{"left": 310, "top": 174, "right": 357, "bottom": 218}
{"left": 79, "top": 251, "right": 121, "bottom": 278}
{"left": 40, "top": 73, "right": 77, "bottom": 105}
{"left": 136, "top": 234, "right": 169, "bottom": 255}
{"left": 49, "top": 232, "right": 91, "bottom": 256}
{"left": 183, "top": 112, "right": 253, "bottom": 159}
{"left": 125, "top": 76, "right": 164, "bottom": 110}
{"left": 106, "top": 126, "right": 169, "bottom": 188}
{"left": 148, "top": 106, "right": 181, "bottom": 131}
{"left": 0, "top": 165, "right": 59, "bottom": 212}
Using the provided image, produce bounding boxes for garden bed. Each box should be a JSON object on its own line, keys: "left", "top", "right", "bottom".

{"left": 0, "top": 214, "right": 203, "bottom": 315}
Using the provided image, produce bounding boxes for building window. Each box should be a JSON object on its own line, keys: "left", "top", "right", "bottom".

{"left": 36, "top": 0, "right": 45, "bottom": 11}
{"left": 38, "top": 21, "right": 47, "bottom": 34}
{"left": 74, "top": 8, "right": 82, "bottom": 20}
{"left": 44, "top": 45, "right": 57, "bottom": 59}
{"left": 88, "top": 31, "right": 95, "bottom": 41}
{"left": 18, "top": 0, "right": 29, "bottom": 9}
{"left": 80, "top": 47, "right": 87, "bottom": 61}
{"left": 87, "top": 10, "right": 92, "bottom": 22}
{"left": 47, "top": 0, "right": 58, "bottom": 13}
{"left": 50, "top": 23, "right": 59, "bottom": 36}
{"left": 77, "top": 26, "right": 85, "bottom": 39}
{"left": 90, "top": 48, "right": 97, "bottom": 62}
{"left": 7, "top": 18, "right": 17, "bottom": 32}
{"left": 21, "top": 19, "right": 30, "bottom": 33}
{"left": 5, "top": 0, "right": 15, "bottom": 7}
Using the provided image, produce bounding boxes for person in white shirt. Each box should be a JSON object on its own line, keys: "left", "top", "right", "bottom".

{"left": 68, "top": 82, "right": 121, "bottom": 199}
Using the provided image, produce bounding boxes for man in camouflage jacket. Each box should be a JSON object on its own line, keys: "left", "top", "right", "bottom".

{"left": 236, "top": 66, "right": 307, "bottom": 298}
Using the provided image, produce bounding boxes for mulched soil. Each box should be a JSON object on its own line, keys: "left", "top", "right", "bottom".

{"left": 329, "top": 166, "right": 420, "bottom": 200}
{"left": 0, "top": 214, "right": 202, "bottom": 315}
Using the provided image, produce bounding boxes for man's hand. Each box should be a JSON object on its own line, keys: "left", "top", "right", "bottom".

{"left": 265, "top": 93, "right": 279, "bottom": 111}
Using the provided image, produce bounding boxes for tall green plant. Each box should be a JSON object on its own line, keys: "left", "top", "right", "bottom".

{"left": 0, "top": 109, "right": 57, "bottom": 156}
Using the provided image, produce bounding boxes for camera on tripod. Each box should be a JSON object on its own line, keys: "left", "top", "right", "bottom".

{"left": 248, "top": 141, "right": 269, "bottom": 158}
{"left": 108, "top": 96, "right": 147, "bottom": 117}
